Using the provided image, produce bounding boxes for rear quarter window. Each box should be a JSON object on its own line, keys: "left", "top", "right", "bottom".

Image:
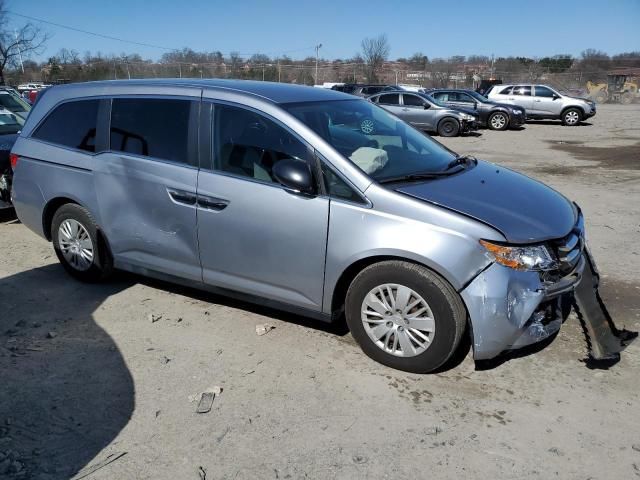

{"left": 32, "top": 99, "right": 99, "bottom": 152}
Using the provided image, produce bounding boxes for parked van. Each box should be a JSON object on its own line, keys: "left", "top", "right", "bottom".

{"left": 11, "top": 80, "right": 586, "bottom": 372}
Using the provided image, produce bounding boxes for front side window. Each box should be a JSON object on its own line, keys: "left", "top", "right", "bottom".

{"left": 283, "top": 99, "right": 456, "bottom": 182}
{"left": 403, "top": 94, "right": 425, "bottom": 107}
{"left": 33, "top": 99, "right": 99, "bottom": 152}
{"left": 110, "top": 98, "right": 193, "bottom": 163}
{"left": 213, "top": 104, "right": 311, "bottom": 184}
{"left": 321, "top": 162, "right": 363, "bottom": 203}
{"left": 512, "top": 86, "right": 532, "bottom": 96}
{"left": 456, "top": 93, "right": 475, "bottom": 103}
{"left": 431, "top": 92, "right": 449, "bottom": 102}
{"left": 534, "top": 86, "right": 556, "bottom": 98}
{"left": 377, "top": 94, "right": 400, "bottom": 105}
{"left": 499, "top": 86, "right": 513, "bottom": 95}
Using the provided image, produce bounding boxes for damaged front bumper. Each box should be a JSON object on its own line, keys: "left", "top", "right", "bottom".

{"left": 461, "top": 253, "right": 585, "bottom": 361}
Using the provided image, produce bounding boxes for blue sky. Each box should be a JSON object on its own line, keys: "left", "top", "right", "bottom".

{"left": 7, "top": 0, "right": 640, "bottom": 61}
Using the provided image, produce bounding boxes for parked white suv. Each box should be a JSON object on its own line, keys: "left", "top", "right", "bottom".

{"left": 486, "top": 84, "right": 596, "bottom": 126}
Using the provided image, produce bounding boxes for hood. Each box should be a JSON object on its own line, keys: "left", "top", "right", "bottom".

{"left": 395, "top": 160, "right": 576, "bottom": 243}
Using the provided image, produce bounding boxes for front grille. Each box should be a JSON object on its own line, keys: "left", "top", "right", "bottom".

{"left": 551, "top": 213, "right": 585, "bottom": 275}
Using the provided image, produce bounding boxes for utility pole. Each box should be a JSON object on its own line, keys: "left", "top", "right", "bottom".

{"left": 14, "top": 30, "right": 25, "bottom": 73}
{"left": 278, "top": 59, "right": 281, "bottom": 82}
{"left": 315, "top": 43, "right": 322, "bottom": 85}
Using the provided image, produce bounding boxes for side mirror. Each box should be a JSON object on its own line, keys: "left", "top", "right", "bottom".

{"left": 272, "top": 158, "right": 316, "bottom": 196}
{"left": 423, "top": 103, "right": 430, "bottom": 109}
{"left": 552, "top": 94, "right": 560, "bottom": 100}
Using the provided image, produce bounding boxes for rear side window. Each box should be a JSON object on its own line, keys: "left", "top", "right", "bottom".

{"left": 33, "top": 99, "right": 99, "bottom": 152}
{"left": 110, "top": 98, "right": 193, "bottom": 164}
{"left": 378, "top": 94, "right": 400, "bottom": 105}
{"left": 512, "top": 86, "right": 531, "bottom": 96}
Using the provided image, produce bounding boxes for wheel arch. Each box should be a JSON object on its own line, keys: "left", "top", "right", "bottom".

{"left": 43, "top": 197, "right": 113, "bottom": 265}
{"left": 561, "top": 105, "right": 585, "bottom": 118}
{"left": 330, "top": 253, "right": 464, "bottom": 318}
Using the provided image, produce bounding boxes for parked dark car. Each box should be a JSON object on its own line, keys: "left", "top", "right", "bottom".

{"left": 331, "top": 83, "right": 391, "bottom": 97}
{"left": 0, "top": 109, "right": 25, "bottom": 208}
{"left": 430, "top": 89, "right": 526, "bottom": 130}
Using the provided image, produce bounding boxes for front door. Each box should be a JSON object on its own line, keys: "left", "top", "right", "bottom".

{"left": 196, "top": 102, "right": 329, "bottom": 310}
{"left": 532, "top": 85, "right": 562, "bottom": 116}
{"left": 401, "top": 93, "right": 434, "bottom": 129}
{"left": 93, "top": 95, "right": 202, "bottom": 280}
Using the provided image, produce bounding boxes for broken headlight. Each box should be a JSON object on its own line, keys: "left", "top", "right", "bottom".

{"left": 480, "top": 240, "right": 557, "bottom": 271}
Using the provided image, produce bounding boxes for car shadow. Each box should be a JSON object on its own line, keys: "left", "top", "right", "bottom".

{"left": 526, "top": 120, "right": 593, "bottom": 127}
{"left": 0, "top": 264, "right": 135, "bottom": 478}
{"left": 0, "top": 207, "right": 18, "bottom": 224}
{"left": 130, "top": 273, "right": 350, "bottom": 337}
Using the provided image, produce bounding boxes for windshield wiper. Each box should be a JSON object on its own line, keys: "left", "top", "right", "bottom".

{"left": 378, "top": 169, "right": 464, "bottom": 184}
{"left": 446, "top": 154, "right": 477, "bottom": 170}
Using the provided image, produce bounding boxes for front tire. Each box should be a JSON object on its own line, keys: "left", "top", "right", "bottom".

{"left": 488, "top": 111, "right": 509, "bottom": 131}
{"left": 437, "top": 118, "right": 460, "bottom": 137}
{"left": 345, "top": 261, "right": 466, "bottom": 373}
{"left": 561, "top": 108, "right": 582, "bottom": 126}
{"left": 52, "top": 204, "right": 113, "bottom": 282}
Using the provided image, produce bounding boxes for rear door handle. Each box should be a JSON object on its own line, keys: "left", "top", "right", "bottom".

{"left": 197, "top": 194, "right": 229, "bottom": 211}
{"left": 167, "top": 188, "right": 197, "bottom": 206}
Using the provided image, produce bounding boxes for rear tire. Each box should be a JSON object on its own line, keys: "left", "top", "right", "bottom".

{"left": 561, "top": 108, "right": 582, "bottom": 126}
{"left": 52, "top": 204, "right": 113, "bottom": 282}
{"left": 621, "top": 92, "right": 633, "bottom": 105}
{"left": 345, "top": 261, "right": 466, "bottom": 373}
{"left": 488, "top": 111, "right": 509, "bottom": 131}
{"left": 437, "top": 118, "right": 460, "bottom": 137}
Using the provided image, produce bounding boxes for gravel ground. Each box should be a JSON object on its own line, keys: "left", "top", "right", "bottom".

{"left": 1, "top": 104, "right": 639, "bottom": 480}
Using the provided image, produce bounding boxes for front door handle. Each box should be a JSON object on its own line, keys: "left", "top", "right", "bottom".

{"left": 197, "top": 194, "right": 229, "bottom": 211}
{"left": 167, "top": 188, "right": 197, "bottom": 206}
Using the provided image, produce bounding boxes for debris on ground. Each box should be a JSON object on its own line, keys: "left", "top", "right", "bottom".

{"left": 160, "top": 356, "right": 171, "bottom": 365}
{"left": 197, "top": 465, "right": 207, "bottom": 480}
{"left": 46, "top": 331, "right": 57, "bottom": 339}
{"left": 148, "top": 314, "right": 163, "bottom": 323}
{"left": 71, "top": 451, "right": 127, "bottom": 479}
{"left": 192, "top": 386, "right": 223, "bottom": 413}
{"left": 255, "top": 323, "right": 275, "bottom": 336}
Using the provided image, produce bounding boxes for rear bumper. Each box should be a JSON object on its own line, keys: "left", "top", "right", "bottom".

{"left": 461, "top": 254, "right": 585, "bottom": 361}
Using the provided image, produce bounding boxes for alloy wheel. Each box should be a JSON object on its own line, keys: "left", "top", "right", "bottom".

{"left": 58, "top": 219, "right": 94, "bottom": 271}
{"left": 361, "top": 283, "right": 435, "bottom": 357}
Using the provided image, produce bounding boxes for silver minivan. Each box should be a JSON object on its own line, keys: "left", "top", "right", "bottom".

{"left": 10, "top": 79, "right": 586, "bottom": 373}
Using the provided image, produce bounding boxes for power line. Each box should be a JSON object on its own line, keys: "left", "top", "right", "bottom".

{"left": 7, "top": 11, "right": 317, "bottom": 58}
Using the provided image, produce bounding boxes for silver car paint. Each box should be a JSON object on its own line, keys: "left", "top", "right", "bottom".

{"left": 12, "top": 79, "right": 579, "bottom": 361}
{"left": 368, "top": 92, "right": 469, "bottom": 131}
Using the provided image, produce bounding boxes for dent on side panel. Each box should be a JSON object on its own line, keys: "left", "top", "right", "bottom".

{"left": 323, "top": 200, "right": 494, "bottom": 314}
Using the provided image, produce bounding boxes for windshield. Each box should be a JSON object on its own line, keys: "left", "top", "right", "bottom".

{"left": 283, "top": 99, "right": 456, "bottom": 181}
{"left": 467, "top": 90, "right": 489, "bottom": 102}
{"left": 0, "top": 110, "right": 24, "bottom": 134}
{"left": 0, "top": 92, "right": 30, "bottom": 112}
{"left": 418, "top": 93, "right": 447, "bottom": 108}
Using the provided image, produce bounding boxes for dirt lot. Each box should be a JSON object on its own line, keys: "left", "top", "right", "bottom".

{"left": 1, "top": 104, "right": 639, "bottom": 480}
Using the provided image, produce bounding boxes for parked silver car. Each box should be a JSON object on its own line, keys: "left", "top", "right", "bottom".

{"left": 486, "top": 84, "right": 596, "bottom": 126}
{"left": 368, "top": 91, "right": 478, "bottom": 136}
{"left": 11, "top": 79, "right": 586, "bottom": 373}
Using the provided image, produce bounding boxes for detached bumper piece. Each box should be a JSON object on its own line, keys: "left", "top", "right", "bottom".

{"left": 461, "top": 120, "right": 478, "bottom": 132}
{"left": 573, "top": 251, "right": 637, "bottom": 363}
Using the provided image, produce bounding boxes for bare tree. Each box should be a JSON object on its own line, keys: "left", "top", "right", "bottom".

{"left": 0, "top": 0, "right": 49, "bottom": 83}
{"left": 361, "top": 34, "right": 389, "bottom": 82}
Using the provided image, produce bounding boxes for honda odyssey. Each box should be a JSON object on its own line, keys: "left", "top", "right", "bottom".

{"left": 11, "top": 79, "right": 587, "bottom": 373}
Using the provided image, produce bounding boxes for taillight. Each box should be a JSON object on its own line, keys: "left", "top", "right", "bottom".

{"left": 9, "top": 153, "right": 18, "bottom": 170}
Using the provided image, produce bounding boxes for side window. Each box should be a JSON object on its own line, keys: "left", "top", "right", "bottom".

{"left": 534, "top": 86, "right": 555, "bottom": 98}
{"left": 213, "top": 104, "right": 311, "bottom": 184}
{"left": 403, "top": 94, "right": 424, "bottom": 107}
{"left": 378, "top": 94, "right": 400, "bottom": 105}
{"left": 499, "top": 86, "right": 513, "bottom": 95}
{"left": 110, "top": 98, "right": 193, "bottom": 164}
{"left": 320, "top": 162, "right": 363, "bottom": 203}
{"left": 433, "top": 92, "right": 449, "bottom": 101}
{"left": 33, "top": 99, "right": 99, "bottom": 152}
{"left": 457, "top": 93, "right": 474, "bottom": 103}
{"left": 512, "top": 86, "right": 532, "bottom": 96}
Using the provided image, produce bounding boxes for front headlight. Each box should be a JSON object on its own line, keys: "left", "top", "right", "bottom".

{"left": 460, "top": 113, "right": 475, "bottom": 121}
{"left": 511, "top": 107, "right": 523, "bottom": 114}
{"left": 479, "top": 240, "right": 557, "bottom": 271}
